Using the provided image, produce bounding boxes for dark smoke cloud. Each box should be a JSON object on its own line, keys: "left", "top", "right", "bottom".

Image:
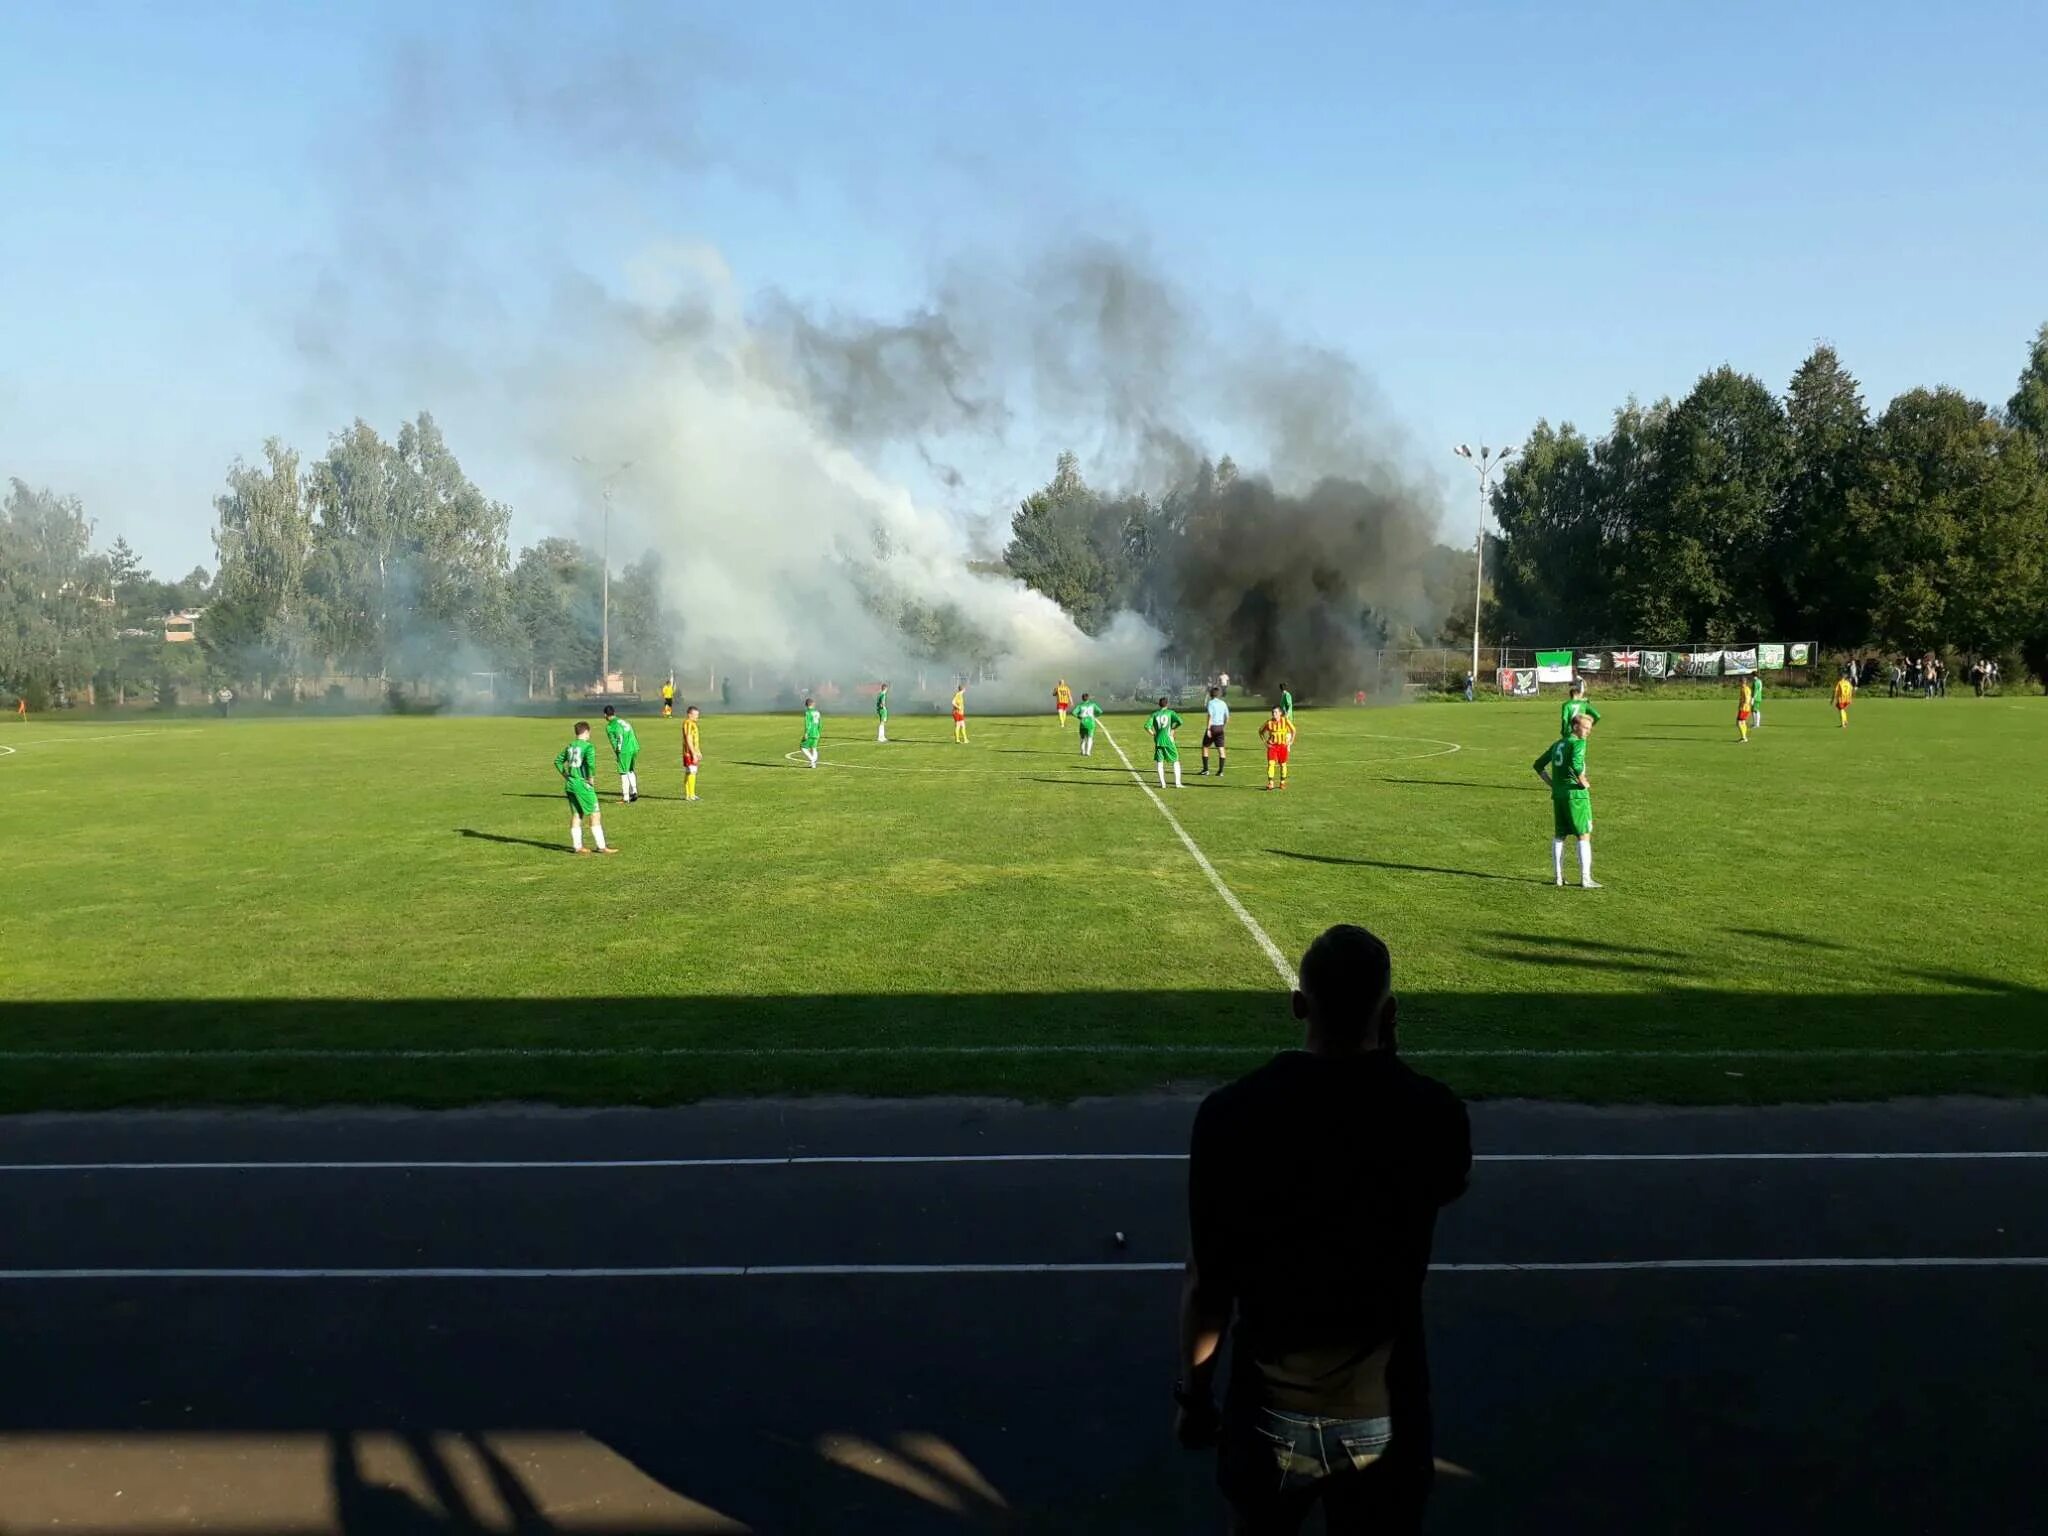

{"left": 1171, "top": 469, "right": 1440, "bottom": 698}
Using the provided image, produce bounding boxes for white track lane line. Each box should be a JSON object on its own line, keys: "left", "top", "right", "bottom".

{"left": 1, "top": 1257, "right": 2045, "bottom": 1281}
{"left": 2, "top": 1150, "right": 2045, "bottom": 1174}
{"left": 4, "top": 1045, "right": 2041, "bottom": 1063}
{"left": 1099, "top": 725, "right": 1296, "bottom": 986}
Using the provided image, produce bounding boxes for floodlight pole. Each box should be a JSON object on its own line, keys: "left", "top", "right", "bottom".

{"left": 575, "top": 457, "right": 634, "bottom": 690}
{"left": 1454, "top": 442, "right": 1517, "bottom": 687}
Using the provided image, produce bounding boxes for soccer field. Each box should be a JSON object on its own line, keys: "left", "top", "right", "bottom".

{"left": 3, "top": 695, "right": 2044, "bottom": 1111}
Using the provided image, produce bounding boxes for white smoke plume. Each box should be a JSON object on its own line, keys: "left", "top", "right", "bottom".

{"left": 286, "top": 18, "right": 1442, "bottom": 709}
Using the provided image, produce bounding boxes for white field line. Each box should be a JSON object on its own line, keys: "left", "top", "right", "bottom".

{"left": 3, "top": 1150, "right": 2046, "bottom": 1174}
{"left": 0, "top": 1257, "right": 2044, "bottom": 1282}
{"left": 1099, "top": 725, "right": 1296, "bottom": 986}
{"left": 3, "top": 1045, "right": 2041, "bottom": 1063}
{"left": 0, "top": 729, "right": 196, "bottom": 754}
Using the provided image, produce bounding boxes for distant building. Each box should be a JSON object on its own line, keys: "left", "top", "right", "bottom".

{"left": 163, "top": 609, "right": 204, "bottom": 643}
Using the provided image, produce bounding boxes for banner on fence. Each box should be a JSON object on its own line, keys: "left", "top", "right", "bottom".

{"left": 1723, "top": 647, "right": 1758, "bottom": 676}
{"left": 1535, "top": 649, "right": 1575, "bottom": 683}
{"left": 1675, "top": 650, "right": 1723, "bottom": 677}
{"left": 1611, "top": 650, "right": 1639, "bottom": 672}
{"left": 1497, "top": 667, "right": 1539, "bottom": 697}
{"left": 1576, "top": 652, "right": 1603, "bottom": 673}
{"left": 1640, "top": 651, "right": 1669, "bottom": 679}
{"left": 1758, "top": 643, "right": 1786, "bottom": 671}
{"left": 1789, "top": 642, "right": 1812, "bottom": 666}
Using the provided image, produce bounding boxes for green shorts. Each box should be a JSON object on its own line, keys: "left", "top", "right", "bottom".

{"left": 1552, "top": 791, "right": 1591, "bottom": 839}
{"left": 801, "top": 736, "right": 820, "bottom": 751}
{"left": 564, "top": 778, "right": 599, "bottom": 816}
{"left": 616, "top": 746, "right": 639, "bottom": 773}
{"left": 1154, "top": 742, "right": 1179, "bottom": 763}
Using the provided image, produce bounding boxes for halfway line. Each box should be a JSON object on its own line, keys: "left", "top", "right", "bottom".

{"left": 1100, "top": 726, "right": 1296, "bottom": 986}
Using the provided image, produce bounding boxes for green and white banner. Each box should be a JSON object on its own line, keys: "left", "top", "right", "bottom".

{"left": 1535, "top": 649, "right": 1576, "bottom": 683}
{"left": 1759, "top": 643, "right": 1786, "bottom": 670}
{"left": 1789, "top": 642, "right": 1812, "bottom": 666}
{"left": 1640, "top": 651, "right": 1670, "bottom": 679}
{"left": 1724, "top": 647, "right": 1758, "bottom": 675}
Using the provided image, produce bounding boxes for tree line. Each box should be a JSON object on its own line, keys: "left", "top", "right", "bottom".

{"left": 1489, "top": 324, "right": 2048, "bottom": 676}
{"left": 1, "top": 413, "right": 680, "bottom": 708}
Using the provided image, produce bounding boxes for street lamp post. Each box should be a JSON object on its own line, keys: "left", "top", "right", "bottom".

{"left": 1453, "top": 442, "right": 1517, "bottom": 690}
{"left": 573, "top": 457, "right": 634, "bottom": 691}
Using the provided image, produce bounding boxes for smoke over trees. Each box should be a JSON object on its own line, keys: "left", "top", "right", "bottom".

{"left": 1002, "top": 449, "right": 1472, "bottom": 696}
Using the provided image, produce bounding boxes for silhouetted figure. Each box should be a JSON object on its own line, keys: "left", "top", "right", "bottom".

{"left": 1176, "top": 924, "right": 1471, "bottom": 1535}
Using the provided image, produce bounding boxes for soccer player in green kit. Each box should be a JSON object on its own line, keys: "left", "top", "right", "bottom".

{"left": 1534, "top": 713, "right": 1597, "bottom": 888}
{"left": 1148, "top": 695, "right": 1184, "bottom": 789}
{"left": 875, "top": 682, "right": 890, "bottom": 743}
{"left": 600, "top": 705, "right": 641, "bottom": 802}
{"left": 1560, "top": 678, "right": 1601, "bottom": 736}
{"left": 1749, "top": 670, "right": 1764, "bottom": 729}
{"left": 1279, "top": 685, "right": 1294, "bottom": 722}
{"left": 799, "top": 696, "right": 823, "bottom": 768}
{"left": 1073, "top": 692, "right": 1103, "bottom": 757}
{"left": 555, "top": 722, "right": 617, "bottom": 855}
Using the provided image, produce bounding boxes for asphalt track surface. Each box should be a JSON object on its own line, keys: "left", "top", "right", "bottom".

{"left": 3, "top": 1097, "right": 2046, "bottom": 1534}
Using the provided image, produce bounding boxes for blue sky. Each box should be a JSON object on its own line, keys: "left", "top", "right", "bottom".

{"left": 3, "top": 0, "right": 2045, "bottom": 574}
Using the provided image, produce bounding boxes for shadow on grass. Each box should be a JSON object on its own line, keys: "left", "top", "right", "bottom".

{"left": 1376, "top": 778, "right": 1538, "bottom": 792}
{"left": 457, "top": 828, "right": 574, "bottom": 854}
{"left": 1268, "top": 850, "right": 1553, "bottom": 884}
{"left": 1727, "top": 927, "right": 1853, "bottom": 951}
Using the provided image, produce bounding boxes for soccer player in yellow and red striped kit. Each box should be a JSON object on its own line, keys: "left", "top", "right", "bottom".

{"left": 1259, "top": 707, "right": 1297, "bottom": 791}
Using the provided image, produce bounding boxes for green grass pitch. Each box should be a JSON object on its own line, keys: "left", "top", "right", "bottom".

{"left": 2, "top": 694, "right": 2044, "bottom": 1111}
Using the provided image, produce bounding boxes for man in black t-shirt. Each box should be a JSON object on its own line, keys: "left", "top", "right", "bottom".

{"left": 1175, "top": 924, "right": 1471, "bottom": 1535}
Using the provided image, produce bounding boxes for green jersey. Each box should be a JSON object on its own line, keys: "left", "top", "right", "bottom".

{"left": 801, "top": 706, "right": 823, "bottom": 745}
{"left": 1750, "top": 675, "right": 1764, "bottom": 704}
{"left": 1560, "top": 699, "right": 1601, "bottom": 735}
{"left": 1148, "top": 709, "right": 1182, "bottom": 743}
{"left": 556, "top": 739, "right": 598, "bottom": 784}
{"left": 1537, "top": 736, "right": 1586, "bottom": 796}
{"left": 875, "top": 687, "right": 889, "bottom": 719}
{"left": 1073, "top": 701, "right": 1102, "bottom": 733}
{"left": 604, "top": 716, "right": 638, "bottom": 761}
{"left": 1280, "top": 690, "right": 1294, "bottom": 717}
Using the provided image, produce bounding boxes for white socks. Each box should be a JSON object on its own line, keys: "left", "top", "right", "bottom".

{"left": 1157, "top": 763, "right": 1167, "bottom": 788}
{"left": 805, "top": 749, "right": 819, "bottom": 767}
{"left": 877, "top": 726, "right": 887, "bottom": 742}
{"left": 571, "top": 821, "right": 585, "bottom": 852}
{"left": 592, "top": 819, "right": 608, "bottom": 852}
{"left": 620, "top": 771, "right": 637, "bottom": 799}
{"left": 1552, "top": 839, "right": 1564, "bottom": 883}
{"left": 1173, "top": 762, "right": 1183, "bottom": 787}
{"left": 1578, "top": 839, "right": 1593, "bottom": 884}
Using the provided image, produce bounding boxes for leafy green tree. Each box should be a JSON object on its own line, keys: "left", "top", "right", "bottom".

{"left": 1852, "top": 388, "right": 2048, "bottom": 655}
{"left": 1615, "top": 368, "right": 1787, "bottom": 640}
{"left": 1003, "top": 452, "right": 1124, "bottom": 635}
{"left": 205, "top": 438, "right": 314, "bottom": 692}
{"left": 2007, "top": 321, "right": 2048, "bottom": 461}
{"left": 1490, "top": 420, "right": 1602, "bottom": 642}
{"left": 1780, "top": 346, "right": 1873, "bottom": 643}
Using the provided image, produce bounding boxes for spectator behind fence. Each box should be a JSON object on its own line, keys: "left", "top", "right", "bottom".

{"left": 1176, "top": 924, "right": 1472, "bottom": 1535}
